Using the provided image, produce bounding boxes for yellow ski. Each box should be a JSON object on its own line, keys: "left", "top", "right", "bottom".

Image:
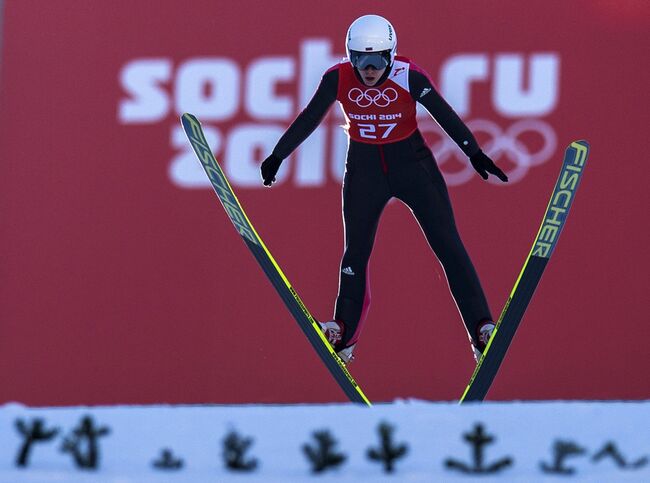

{"left": 181, "top": 113, "right": 371, "bottom": 405}
{"left": 460, "top": 140, "right": 590, "bottom": 403}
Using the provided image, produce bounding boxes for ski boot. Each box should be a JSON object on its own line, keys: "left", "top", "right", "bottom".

{"left": 318, "top": 320, "right": 356, "bottom": 364}
{"left": 472, "top": 319, "right": 495, "bottom": 362}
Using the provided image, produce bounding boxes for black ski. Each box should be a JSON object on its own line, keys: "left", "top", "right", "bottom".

{"left": 180, "top": 113, "right": 371, "bottom": 405}
{"left": 460, "top": 140, "right": 590, "bottom": 403}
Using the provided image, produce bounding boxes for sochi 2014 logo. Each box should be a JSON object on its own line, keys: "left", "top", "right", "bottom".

{"left": 118, "top": 40, "right": 561, "bottom": 188}
{"left": 347, "top": 87, "right": 398, "bottom": 108}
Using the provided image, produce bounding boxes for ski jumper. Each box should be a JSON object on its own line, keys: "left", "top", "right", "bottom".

{"left": 272, "top": 56, "right": 492, "bottom": 350}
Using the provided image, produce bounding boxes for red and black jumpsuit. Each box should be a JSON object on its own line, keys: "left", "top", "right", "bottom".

{"left": 271, "top": 56, "right": 492, "bottom": 350}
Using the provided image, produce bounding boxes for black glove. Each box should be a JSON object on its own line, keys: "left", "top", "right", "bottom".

{"left": 260, "top": 153, "right": 283, "bottom": 187}
{"left": 469, "top": 150, "right": 508, "bottom": 182}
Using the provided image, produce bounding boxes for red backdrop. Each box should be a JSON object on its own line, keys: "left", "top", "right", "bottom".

{"left": 1, "top": 0, "right": 648, "bottom": 405}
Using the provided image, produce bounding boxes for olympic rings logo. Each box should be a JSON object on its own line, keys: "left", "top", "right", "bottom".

{"left": 417, "top": 118, "right": 558, "bottom": 186}
{"left": 347, "top": 88, "right": 398, "bottom": 108}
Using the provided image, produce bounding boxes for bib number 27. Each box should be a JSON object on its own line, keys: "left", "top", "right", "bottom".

{"left": 358, "top": 123, "right": 397, "bottom": 140}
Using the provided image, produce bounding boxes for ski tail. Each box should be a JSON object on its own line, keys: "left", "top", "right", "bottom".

{"left": 180, "top": 113, "right": 371, "bottom": 405}
{"left": 460, "top": 140, "right": 590, "bottom": 403}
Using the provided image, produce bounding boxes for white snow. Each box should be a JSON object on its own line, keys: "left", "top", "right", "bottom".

{"left": 1, "top": 400, "right": 649, "bottom": 482}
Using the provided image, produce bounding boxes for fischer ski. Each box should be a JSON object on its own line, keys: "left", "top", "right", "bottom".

{"left": 460, "top": 140, "right": 590, "bottom": 403}
{"left": 180, "top": 113, "right": 371, "bottom": 406}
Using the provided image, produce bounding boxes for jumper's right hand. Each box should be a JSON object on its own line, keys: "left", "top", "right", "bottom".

{"left": 260, "top": 153, "right": 283, "bottom": 187}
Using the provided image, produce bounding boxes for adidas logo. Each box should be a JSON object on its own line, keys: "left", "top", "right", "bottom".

{"left": 342, "top": 267, "right": 355, "bottom": 276}
{"left": 419, "top": 87, "right": 431, "bottom": 98}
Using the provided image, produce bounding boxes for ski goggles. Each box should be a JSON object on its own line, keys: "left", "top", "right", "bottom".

{"left": 349, "top": 50, "right": 391, "bottom": 70}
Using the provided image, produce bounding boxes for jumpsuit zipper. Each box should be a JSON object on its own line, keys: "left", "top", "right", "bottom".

{"left": 378, "top": 144, "right": 388, "bottom": 173}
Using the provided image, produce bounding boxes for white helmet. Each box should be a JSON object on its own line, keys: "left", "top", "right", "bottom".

{"left": 346, "top": 14, "right": 397, "bottom": 69}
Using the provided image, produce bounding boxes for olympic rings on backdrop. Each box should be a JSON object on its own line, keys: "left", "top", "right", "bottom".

{"left": 347, "top": 88, "right": 398, "bottom": 108}
{"left": 417, "top": 119, "right": 557, "bottom": 186}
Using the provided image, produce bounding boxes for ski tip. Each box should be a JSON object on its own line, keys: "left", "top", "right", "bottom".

{"left": 567, "top": 140, "right": 590, "bottom": 165}
{"left": 180, "top": 112, "right": 198, "bottom": 123}
{"left": 571, "top": 139, "right": 590, "bottom": 149}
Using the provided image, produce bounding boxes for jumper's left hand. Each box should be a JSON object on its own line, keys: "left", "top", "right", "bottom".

{"left": 469, "top": 150, "right": 508, "bottom": 182}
